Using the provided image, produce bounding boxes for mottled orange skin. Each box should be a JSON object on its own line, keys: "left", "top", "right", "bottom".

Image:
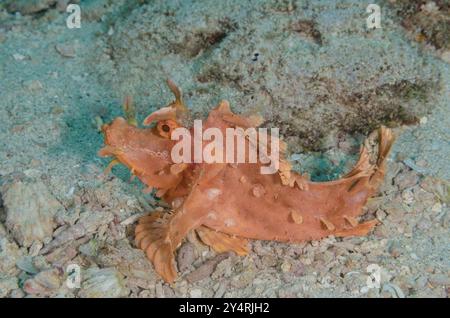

{"left": 99, "top": 82, "right": 394, "bottom": 283}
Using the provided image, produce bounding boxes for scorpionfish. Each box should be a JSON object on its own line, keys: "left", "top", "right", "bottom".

{"left": 99, "top": 80, "right": 394, "bottom": 283}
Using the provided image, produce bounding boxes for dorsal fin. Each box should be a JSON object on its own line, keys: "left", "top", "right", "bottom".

{"left": 143, "top": 79, "right": 190, "bottom": 126}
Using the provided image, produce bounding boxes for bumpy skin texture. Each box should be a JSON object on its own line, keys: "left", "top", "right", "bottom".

{"left": 99, "top": 81, "right": 394, "bottom": 283}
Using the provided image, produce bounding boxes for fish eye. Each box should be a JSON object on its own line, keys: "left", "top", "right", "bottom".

{"left": 162, "top": 124, "right": 171, "bottom": 132}
{"left": 156, "top": 119, "right": 179, "bottom": 138}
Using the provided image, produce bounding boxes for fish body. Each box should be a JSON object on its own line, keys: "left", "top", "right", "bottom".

{"left": 99, "top": 81, "right": 394, "bottom": 283}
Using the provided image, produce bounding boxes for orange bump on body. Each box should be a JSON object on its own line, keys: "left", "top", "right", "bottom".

{"left": 290, "top": 210, "right": 303, "bottom": 224}
{"left": 344, "top": 215, "right": 359, "bottom": 227}
{"left": 206, "top": 188, "right": 221, "bottom": 200}
{"left": 320, "top": 217, "right": 336, "bottom": 231}
{"left": 252, "top": 183, "right": 266, "bottom": 197}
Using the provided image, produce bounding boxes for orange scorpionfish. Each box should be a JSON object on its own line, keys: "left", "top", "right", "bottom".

{"left": 99, "top": 80, "right": 394, "bottom": 283}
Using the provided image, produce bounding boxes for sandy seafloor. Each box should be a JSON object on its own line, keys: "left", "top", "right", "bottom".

{"left": 0, "top": 0, "right": 449, "bottom": 298}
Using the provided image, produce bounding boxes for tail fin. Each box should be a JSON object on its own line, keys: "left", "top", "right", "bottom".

{"left": 376, "top": 126, "right": 394, "bottom": 166}
{"left": 369, "top": 126, "right": 395, "bottom": 188}
{"left": 342, "top": 145, "right": 374, "bottom": 179}
{"left": 343, "top": 126, "right": 394, "bottom": 183}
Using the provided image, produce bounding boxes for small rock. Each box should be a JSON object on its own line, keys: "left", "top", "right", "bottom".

{"left": 214, "top": 282, "right": 228, "bottom": 298}
{"left": 45, "top": 246, "right": 77, "bottom": 267}
{"left": 16, "top": 256, "right": 39, "bottom": 274}
{"left": 421, "top": 1, "right": 439, "bottom": 13}
{"left": 315, "top": 250, "right": 336, "bottom": 264}
{"left": 230, "top": 267, "right": 256, "bottom": 289}
{"left": 51, "top": 106, "right": 65, "bottom": 115}
{"left": 415, "top": 217, "right": 433, "bottom": 231}
{"left": 6, "top": 0, "right": 57, "bottom": 15}
{"left": 79, "top": 239, "right": 100, "bottom": 257}
{"left": 23, "top": 80, "right": 44, "bottom": 92}
{"left": 301, "top": 257, "right": 313, "bottom": 266}
{"left": 190, "top": 288, "right": 202, "bottom": 298}
{"left": 155, "top": 282, "right": 164, "bottom": 298}
{"left": 56, "top": 0, "right": 71, "bottom": 12}
{"left": 94, "top": 240, "right": 155, "bottom": 284}
{"left": 394, "top": 170, "right": 419, "bottom": 191}
{"left": 23, "top": 268, "right": 61, "bottom": 296}
{"left": 3, "top": 180, "right": 63, "bottom": 247}
{"left": 0, "top": 237, "right": 22, "bottom": 275}
{"left": 177, "top": 242, "right": 196, "bottom": 273}
{"left": 78, "top": 267, "right": 129, "bottom": 298}
{"left": 186, "top": 253, "right": 231, "bottom": 283}
{"left": 212, "top": 257, "right": 234, "bottom": 279}
{"left": 441, "top": 50, "right": 450, "bottom": 64}
{"left": 33, "top": 255, "right": 51, "bottom": 271}
{"left": 10, "top": 289, "right": 25, "bottom": 298}
{"left": 138, "top": 289, "right": 154, "bottom": 298}
{"left": 375, "top": 209, "right": 387, "bottom": 221}
{"left": 387, "top": 241, "right": 402, "bottom": 258}
{"left": 431, "top": 202, "right": 442, "bottom": 213}
{"left": 429, "top": 274, "right": 450, "bottom": 286}
{"left": 382, "top": 283, "right": 405, "bottom": 298}
{"left": 0, "top": 275, "right": 19, "bottom": 298}
{"left": 403, "top": 159, "right": 428, "bottom": 175}
{"left": 415, "top": 275, "right": 428, "bottom": 289}
{"left": 416, "top": 160, "right": 428, "bottom": 168}
{"left": 261, "top": 254, "right": 278, "bottom": 267}
{"left": 281, "top": 261, "right": 291, "bottom": 273}
{"left": 401, "top": 189, "right": 415, "bottom": 205}
{"left": 55, "top": 43, "right": 76, "bottom": 58}
{"left": 29, "top": 241, "right": 43, "bottom": 256}
{"left": 252, "top": 241, "right": 269, "bottom": 256}
{"left": 290, "top": 261, "right": 305, "bottom": 277}
{"left": 162, "top": 285, "right": 175, "bottom": 297}
{"left": 107, "top": 27, "right": 114, "bottom": 36}
{"left": 12, "top": 53, "right": 27, "bottom": 61}
{"left": 40, "top": 211, "right": 114, "bottom": 254}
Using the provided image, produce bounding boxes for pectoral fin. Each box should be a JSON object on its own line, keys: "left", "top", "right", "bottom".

{"left": 196, "top": 226, "right": 249, "bottom": 256}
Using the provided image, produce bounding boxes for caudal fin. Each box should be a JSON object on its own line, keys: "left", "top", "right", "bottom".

{"left": 369, "top": 126, "right": 395, "bottom": 188}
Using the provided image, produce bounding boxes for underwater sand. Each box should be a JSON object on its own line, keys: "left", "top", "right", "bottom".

{"left": 0, "top": 0, "right": 448, "bottom": 298}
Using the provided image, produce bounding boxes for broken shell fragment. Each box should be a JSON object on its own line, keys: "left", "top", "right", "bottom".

{"left": 23, "top": 269, "right": 62, "bottom": 296}
{"left": 78, "top": 267, "right": 129, "bottom": 298}
{"left": 3, "top": 180, "right": 63, "bottom": 247}
{"left": 39, "top": 212, "right": 114, "bottom": 255}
